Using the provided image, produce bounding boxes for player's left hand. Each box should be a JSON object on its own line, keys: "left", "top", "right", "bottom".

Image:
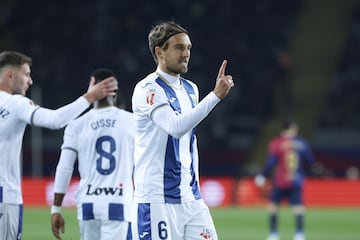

{"left": 254, "top": 174, "right": 266, "bottom": 187}
{"left": 84, "top": 76, "right": 118, "bottom": 103}
{"left": 51, "top": 213, "right": 65, "bottom": 240}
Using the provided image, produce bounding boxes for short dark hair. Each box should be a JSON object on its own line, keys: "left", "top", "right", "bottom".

{"left": 91, "top": 68, "right": 117, "bottom": 84}
{"left": 148, "top": 21, "right": 188, "bottom": 63}
{"left": 0, "top": 51, "right": 32, "bottom": 69}
{"left": 282, "top": 119, "right": 297, "bottom": 131}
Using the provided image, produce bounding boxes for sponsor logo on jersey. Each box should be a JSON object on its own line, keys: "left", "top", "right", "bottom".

{"left": 86, "top": 184, "right": 123, "bottom": 196}
{"left": 0, "top": 106, "right": 10, "bottom": 119}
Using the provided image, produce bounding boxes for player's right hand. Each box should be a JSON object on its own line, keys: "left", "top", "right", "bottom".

{"left": 213, "top": 60, "right": 234, "bottom": 99}
{"left": 51, "top": 213, "right": 65, "bottom": 240}
{"left": 254, "top": 174, "right": 266, "bottom": 187}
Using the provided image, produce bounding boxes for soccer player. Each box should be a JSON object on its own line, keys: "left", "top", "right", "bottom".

{"left": 131, "top": 21, "right": 234, "bottom": 240}
{"left": 50, "top": 68, "right": 135, "bottom": 240}
{"left": 0, "top": 51, "right": 117, "bottom": 240}
{"left": 255, "top": 120, "right": 314, "bottom": 240}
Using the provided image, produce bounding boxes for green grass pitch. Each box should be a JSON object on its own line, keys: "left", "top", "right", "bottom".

{"left": 22, "top": 206, "right": 360, "bottom": 240}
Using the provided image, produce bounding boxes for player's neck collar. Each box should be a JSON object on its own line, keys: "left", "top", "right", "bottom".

{"left": 156, "top": 69, "right": 183, "bottom": 90}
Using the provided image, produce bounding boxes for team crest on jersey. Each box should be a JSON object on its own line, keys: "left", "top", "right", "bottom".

{"left": 146, "top": 89, "right": 156, "bottom": 105}
{"left": 200, "top": 228, "right": 215, "bottom": 239}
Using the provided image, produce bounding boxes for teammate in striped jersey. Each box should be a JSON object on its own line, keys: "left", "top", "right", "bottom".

{"left": 131, "top": 21, "right": 234, "bottom": 240}
{"left": 51, "top": 68, "right": 134, "bottom": 240}
{"left": 255, "top": 120, "right": 314, "bottom": 240}
{"left": 0, "top": 51, "right": 117, "bottom": 240}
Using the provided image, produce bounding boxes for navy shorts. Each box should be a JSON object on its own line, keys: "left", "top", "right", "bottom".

{"left": 270, "top": 185, "right": 303, "bottom": 205}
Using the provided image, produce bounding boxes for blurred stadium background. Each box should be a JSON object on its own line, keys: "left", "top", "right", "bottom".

{"left": 1, "top": 0, "right": 360, "bottom": 239}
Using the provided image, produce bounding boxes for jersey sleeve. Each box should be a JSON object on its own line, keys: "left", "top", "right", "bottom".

{"left": 132, "top": 81, "right": 169, "bottom": 118}
{"left": 12, "top": 95, "right": 40, "bottom": 123}
{"left": 30, "top": 96, "right": 89, "bottom": 129}
{"left": 53, "top": 148, "right": 77, "bottom": 194}
{"left": 61, "top": 121, "right": 79, "bottom": 151}
{"left": 152, "top": 92, "right": 220, "bottom": 138}
{"left": 53, "top": 123, "right": 78, "bottom": 194}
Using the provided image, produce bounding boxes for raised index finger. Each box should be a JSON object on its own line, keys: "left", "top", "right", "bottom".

{"left": 217, "top": 60, "right": 228, "bottom": 78}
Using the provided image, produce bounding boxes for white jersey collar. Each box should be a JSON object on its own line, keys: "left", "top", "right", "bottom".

{"left": 156, "top": 68, "right": 182, "bottom": 89}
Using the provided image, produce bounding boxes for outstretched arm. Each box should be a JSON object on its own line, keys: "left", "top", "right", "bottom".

{"left": 152, "top": 60, "right": 234, "bottom": 138}
{"left": 152, "top": 91, "right": 220, "bottom": 138}
{"left": 31, "top": 76, "right": 117, "bottom": 129}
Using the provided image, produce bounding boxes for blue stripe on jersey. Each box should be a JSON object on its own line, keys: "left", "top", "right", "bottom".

{"left": 127, "top": 222, "right": 132, "bottom": 240}
{"left": 17, "top": 204, "right": 23, "bottom": 240}
{"left": 155, "top": 77, "right": 201, "bottom": 203}
{"left": 137, "top": 203, "right": 151, "bottom": 240}
{"left": 164, "top": 136, "right": 181, "bottom": 203}
{"left": 156, "top": 78, "right": 182, "bottom": 203}
{"left": 82, "top": 203, "right": 94, "bottom": 220}
{"left": 0, "top": 186, "right": 2, "bottom": 202}
{"left": 109, "top": 203, "right": 124, "bottom": 221}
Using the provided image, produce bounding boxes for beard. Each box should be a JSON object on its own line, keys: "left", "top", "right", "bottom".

{"left": 166, "top": 67, "right": 187, "bottom": 75}
{"left": 166, "top": 62, "right": 188, "bottom": 75}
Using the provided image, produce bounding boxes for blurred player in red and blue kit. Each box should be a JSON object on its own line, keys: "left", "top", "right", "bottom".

{"left": 255, "top": 120, "right": 314, "bottom": 240}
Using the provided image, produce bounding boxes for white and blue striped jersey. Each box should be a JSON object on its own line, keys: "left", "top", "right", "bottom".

{"left": 55, "top": 106, "right": 135, "bottom": 221}
{"left": 132, "top": 69, "right": 220, "bottom": 204}
{"left": 0, "top": 92, "right": 37, "bottom": 204}
{"left": 0, "top": 91, "right": 89, "bottom": 204}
